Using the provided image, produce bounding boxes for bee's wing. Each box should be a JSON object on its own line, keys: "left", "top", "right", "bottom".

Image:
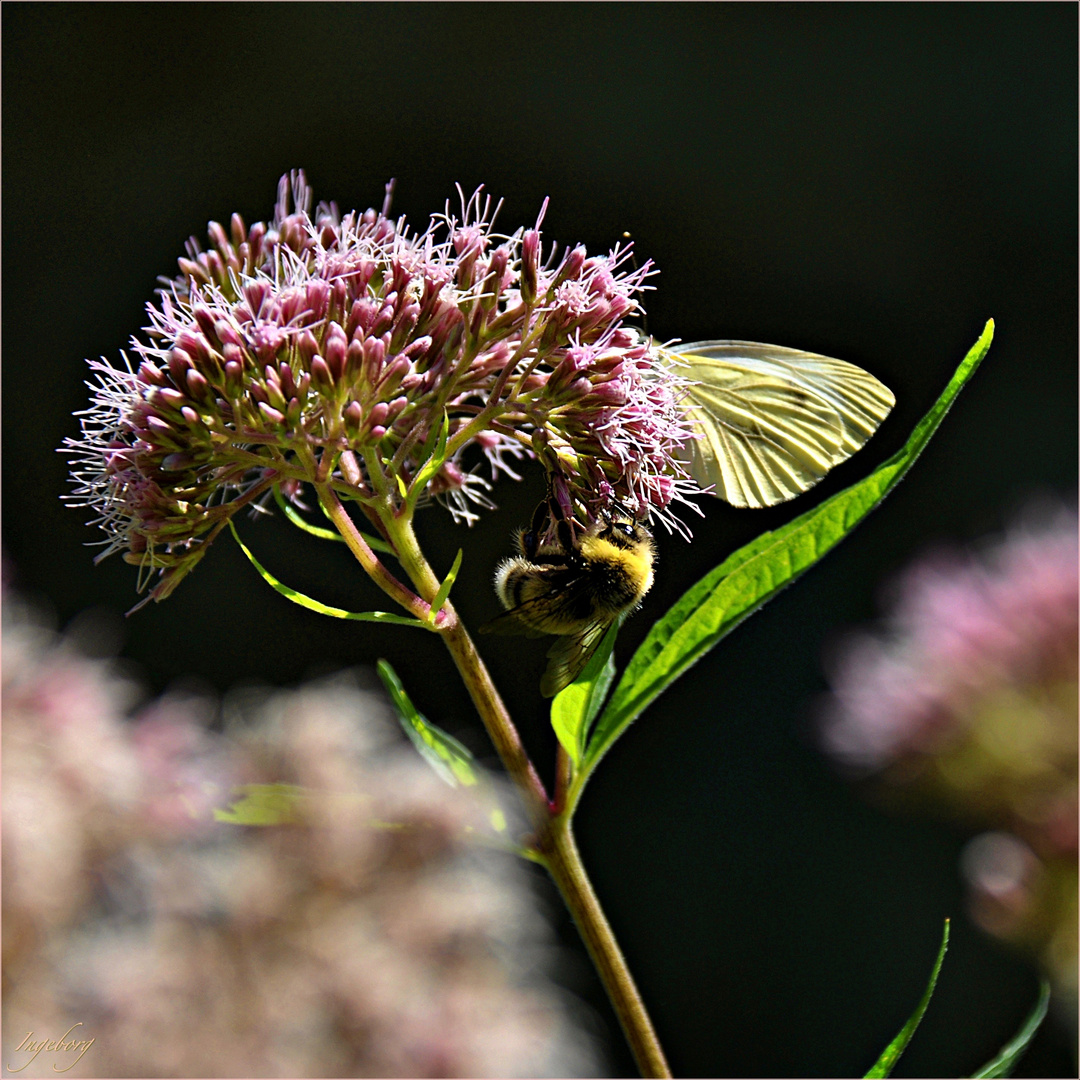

{"left": 665, "top": 341, "right": 895, "bottom": 509}
{"left": 479, "top": 566, "right": 593, "bottom": 639}
{"left": 479, "top": 606, "right": 550, "bottom": 639}
{"left": 540, "top": 619, "right": 611, "bottom": 698}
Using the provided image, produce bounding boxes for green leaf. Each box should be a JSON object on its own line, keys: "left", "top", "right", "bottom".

{"left": 581, "top": 320, "right": 993, "bottom": 783}
{"left": 429, "top": 548, "right": 464, "bottom": 625}
{"left": 864, "top": 920, "right": 950, "bottom": 1078}
{"left": 970, "top": 980, "right": 1051, "bottom": 1078}
{"left": 214, "top": 783, "right": 306, "bottom": 825}
{"left": 409, "top": 410, "right": 451, "bottom": 501}
{"left": 550, "top": 620, "right": 621, "bottom": 769}
{"left": 377, "top": 659, "right": 479, "bottom": 787}
{"left": 272, "top": 485, "right": 396, "bottom": 554}
{"left": 273, "top": 484, "right": 344, "bottom": 542}
{"left": 230, "top": 521, "right": 429, "bottom": 627}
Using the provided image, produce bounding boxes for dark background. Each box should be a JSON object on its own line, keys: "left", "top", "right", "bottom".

{"left": 4, "top": 4, "right": 1076, "bottom": 1076}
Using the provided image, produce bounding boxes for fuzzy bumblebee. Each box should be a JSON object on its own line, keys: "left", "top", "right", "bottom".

{"left": 482, "top": 508, "right": 655, "bottom": 697}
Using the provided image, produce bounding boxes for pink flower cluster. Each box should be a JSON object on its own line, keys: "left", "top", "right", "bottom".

{"left": 64, "top": 172, "right": 700, "bottom": 604}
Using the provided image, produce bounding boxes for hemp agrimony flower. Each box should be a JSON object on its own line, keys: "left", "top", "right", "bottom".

{"left": 63, "top": 171, "right": 699, "bottom": 606}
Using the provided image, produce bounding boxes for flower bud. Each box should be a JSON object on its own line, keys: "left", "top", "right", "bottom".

{"left": 305, "top": 280, "right": 330, "bottom": 321}
{"left": 221, "top": 342, "right": 245, "bottom": 369}
{"left": 230, "top": 213, "right": 246, "bottom": 248}
{"left": 138, "top": 361, "right": 167, "bottom": 387}
{"left": 362, "top": 337, "right": 385, "bottom": 384}
{"left": 243, "top": 281, "right": 269, "bottom": 319}
{"left": 552, "top": 246, "right": 587, "bottom": 290}
{"left": 224, "top": 361, "right": 244, "bottom": 397}
{"left": 297, "top": 331, "right": 319, "bottom": 367}
{"left": 309, "top": 356, "right": 334, "bottom": 393}
{"left": 520, "top": 230, "right": 540, "bottom": 304}
{"left": 323, "top": 323, "right": 348, "bottom": 380}
{"left": 365, "top": 402, "right": 390, "bottom": 432}
{"left": 399, "top": 335, "right": 432, "bottom": 364}
{"left": 330, "top": 278, "right": 348, "bottom": 318}
{"left": 205, "top": 250, "right": 226, "bottom": 285}
{"left": 377, "top": 356, "right": 411, "bottom": 397}
{"left": 245, "top": 221, "right": 266, "bottom": 268}
{"left": 372, "top": 299, "right": 395, "bottom": 339}
{"left": 258, "top": 402, "right": 286, "bottom": 427}
{"left": 345, "top": 339, "right": 365, "bottom": 380}
{"left": 349, "top": 297, "right": 378, "bottom": 338}
{"left": 277, "top": 363, "right": 298, "bottom": 400}
{"left": 343, "top": 401, "right": 364, "bottom": 437}
{"left": 178, "top": 258, "right": 210, "bottom": 287}
{"left": 194, "top": 309, "right": 219, "bottom": 343}
{"left": 263, "top": 373, "right": 287, "bottom": 411}
{"left": 390, "top": 304, "right": 420, "bottom": 354}
{"left": 185, "top": 369, "right": 211, "bottom": 401}
{"left": 161, "top": 452, "right": 196, "bottom": 472}
{"left": 168, "top": 349, "right": 194, "bottom": 387}
{"left": 479, "top": 246, "right": 509, "bottom": 313}
{"left": 207, "top": 220, "right": 230, "bottom": 255}
{"left": 150, "top": 387, "right": 187, "bottom": 411}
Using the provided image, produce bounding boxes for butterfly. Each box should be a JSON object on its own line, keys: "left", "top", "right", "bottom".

{"left": 662, "top": 340, "right": 895, "bottom": 508}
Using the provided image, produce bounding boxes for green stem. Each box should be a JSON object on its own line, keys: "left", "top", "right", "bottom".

{"left": 315, "top": 484, "right": 431, "bottom": 623}
{"left": 376, "top": 511, "right": 671, "bottom": 1077}
{"left": 543, "top": 817, "right": 671, "bottom": 1079}
{"left": 383, "top": 513, "right": 550, "bottom": 826}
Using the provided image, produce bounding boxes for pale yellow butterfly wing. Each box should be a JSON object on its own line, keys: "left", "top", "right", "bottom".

{"left": 665, "top": 340, "right": 895, "bottom": 508}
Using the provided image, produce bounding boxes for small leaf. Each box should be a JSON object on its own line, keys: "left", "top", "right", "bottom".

{"left": 377, "top": 659, "right": 479, "bottom": 787}
{"left": 230, "top": 521, "right": 429, "bottom": 627}
{"left": 429, "top": 548, "right": 464, "bottom": 624}
{"left": 550, "top": 620, "right": 620, "bottom": 769}
{"left": 273, "top": 485, "right": 395, "bottom": 553}
{"left": 970, "top": 980, "right": 1051, "bottom": 1078}
{"left": 581, "top": 321, "right": 994, "bottom": 783}
{"left": 864, "top": 920, "right": 950, "bottom": 1078}
{"left": 214, "top": 783, "right": 306, "bottom": 825}
{"left": 409, "top": 410, "right": 452, "bottom": 501}
{"left": 274, "top": 484, "right": 344, "bottom": 542}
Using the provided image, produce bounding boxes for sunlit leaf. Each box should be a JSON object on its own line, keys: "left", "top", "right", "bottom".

{"left": 550, "top": 620, "right": 620, "bottom": 769}
{"left": 429, "top": 548, "right": 464, "bottom": 624}
{"left": 272, "top": 485, "right": 395, "bottom": 553}
{"left": 579, "top": 321, "right": 994, "bottom": 789}
{"left": 377, "top": 659, "right": 479, "bottom": 787}
{"left": 864, "top": 920, "right": 950, "bottom": 1078}
{"left": 214, "top": 783, "right": 306, "bottom": 825}
{"left": 409, "top": 410, "right": 452, "bottom": 502}
{"left": 230, "top": 521, "right": 428, "bottom": 627}
{"left": 970, "top": 980, "right": 1051, "bottom": 1078}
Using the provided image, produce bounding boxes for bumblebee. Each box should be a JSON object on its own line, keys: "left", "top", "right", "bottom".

{"left": 482, "top": 504, "right": 656, "bottom": 697}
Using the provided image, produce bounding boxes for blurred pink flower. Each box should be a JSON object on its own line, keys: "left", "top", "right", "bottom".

{"left": 3, "top": 593, "right": 601, "bottom": 1077}
{"left": 820, "top": 503, "right": 1078, "bottom": 1004}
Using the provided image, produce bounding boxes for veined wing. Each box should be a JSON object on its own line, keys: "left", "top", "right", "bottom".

{"left": 480, "top": 564, "right": 593, "bottom": 638}
{"left": 540, "top": 619, "right": 611, "bottom": 698}
{"left": 665, "top": 340, "right": 895, "bottom": 508}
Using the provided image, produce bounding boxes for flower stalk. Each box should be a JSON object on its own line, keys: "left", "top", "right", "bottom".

{"left": 63, "top": 172, "right": 691, "bottom": 1076}
{"left": 360, "top": 500, "right": 671, "bottom": 1077}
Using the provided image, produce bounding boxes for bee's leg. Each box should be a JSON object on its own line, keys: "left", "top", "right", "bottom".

{"left": 555, "top": 515, "right": 574, "bottom": 555}
{"left": 520, "top": 499, "right": 551, "bottom": 561}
